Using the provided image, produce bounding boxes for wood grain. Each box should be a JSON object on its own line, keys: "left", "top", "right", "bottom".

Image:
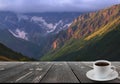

{"left": 40, "top": 62, "right": 79, "bottom": 83}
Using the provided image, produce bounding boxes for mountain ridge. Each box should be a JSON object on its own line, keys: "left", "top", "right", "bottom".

{"left": 41, "top": 4, "right": 120, "bottom": 61}
{"left": 50, "top": 4, "right": 120, "bottom": 50}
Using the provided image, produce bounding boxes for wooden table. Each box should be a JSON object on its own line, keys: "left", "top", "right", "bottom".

{"left": 0, "top": 62, "right": 120, "bottom": 83}
{"left": 39, "top": 62, "right": 120, "bottom": 83}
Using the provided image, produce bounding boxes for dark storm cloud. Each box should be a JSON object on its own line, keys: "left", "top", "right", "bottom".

{"left": 0, "top": 0, "right": 120, "bottom": 13}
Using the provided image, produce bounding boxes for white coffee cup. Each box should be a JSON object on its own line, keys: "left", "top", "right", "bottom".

{"left": 93, "top": 60, "right": 116, "bottom": 79}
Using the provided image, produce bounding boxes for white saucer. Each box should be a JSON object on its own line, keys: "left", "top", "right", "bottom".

{"left": 86, "top": 69, "right": 118, "bottom": 81}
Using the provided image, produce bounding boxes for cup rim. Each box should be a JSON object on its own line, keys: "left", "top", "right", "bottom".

{"left": 93, "top": 60, "right": 111, "bottom": 67}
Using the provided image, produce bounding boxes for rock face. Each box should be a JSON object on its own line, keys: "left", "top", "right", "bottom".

{"left": 52, "top": 40, "right": 58, "bottom": 49}
{"left": 68, "top": 4, "right": 120, "bottom": 39}
{"left": 51, "top": 4, "right": 120, "bottom": 50}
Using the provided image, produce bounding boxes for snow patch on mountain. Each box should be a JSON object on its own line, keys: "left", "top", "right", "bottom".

{"left": 46, "top": 20, "right": 62, "bottom": 33}
{"left": 31, "top": 16, "right": 70, "bottom": 33}
{"left": 63, "top": 23, "right": 71, "bottom": 29}
{"left": 9, "top": 29, "right": 28, "bottom": 40}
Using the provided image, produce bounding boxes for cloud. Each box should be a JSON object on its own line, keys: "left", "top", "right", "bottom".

{"left": 0, "top": 0, "right": 120, "bottom": 13}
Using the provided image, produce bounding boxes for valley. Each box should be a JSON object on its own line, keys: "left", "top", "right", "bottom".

{"left": 0, "top": 4, "right": 120, "bottom": 61}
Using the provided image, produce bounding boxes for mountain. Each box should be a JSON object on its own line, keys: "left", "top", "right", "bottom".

{"left": 0, "top": 12, "right": 81, "bottom": 42}
{"left": 40, "top": 4, "right": 120, "bottom": 61}
{"left": 0, "top": 29, "right": 41, "bottom": 59}
{"left": 0, "top": 42, "right": 35, "bottom": 61}
{"left": 0, "top": 12, "right": 82, "bottom": 59}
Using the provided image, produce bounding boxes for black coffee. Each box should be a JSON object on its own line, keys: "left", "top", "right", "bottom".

{"left": 95, "top": 62, "right": 109, "bottom": 66}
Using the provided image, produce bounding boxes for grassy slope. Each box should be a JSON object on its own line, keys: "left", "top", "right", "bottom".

{"left": 0, "top": 56, "right": 15, "bottom": 61}
{"left": 41, "top": 16, "right": 120, "bottom": 61}
{"left": 0, "top": 43, "right": 35, "bottom": 61}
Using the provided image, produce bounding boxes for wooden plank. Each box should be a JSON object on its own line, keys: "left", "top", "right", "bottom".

{"left": 112, "top": 62, "right": 120, "bottom": 67}
{"left": 40, "top": 62, "right": 79, "bottom": 83}
{"left": 14, "top": 62, "right": 53, "bottom": 83}
{"left": 68, "top": 62, "right": 94, "bottom": 83}
{"left": 0, "top": 62, "right": 53, "bottom": 83}
{"left": 0, "top": 63, "right": 30, "bottom": 82}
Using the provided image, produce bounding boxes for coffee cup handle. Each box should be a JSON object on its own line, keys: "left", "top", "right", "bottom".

{"left": 110, "top": 66, "right": 116, "bottom": 74}
{"left": 106, "top": 66, "right": 116, "bottom": 78}
{"left": 111, "top": 66, "right": 116, "bottom": 72}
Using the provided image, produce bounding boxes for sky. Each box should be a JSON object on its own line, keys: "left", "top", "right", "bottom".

{"left": 0, "top": 0, "right": 120, "bottom": 13}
